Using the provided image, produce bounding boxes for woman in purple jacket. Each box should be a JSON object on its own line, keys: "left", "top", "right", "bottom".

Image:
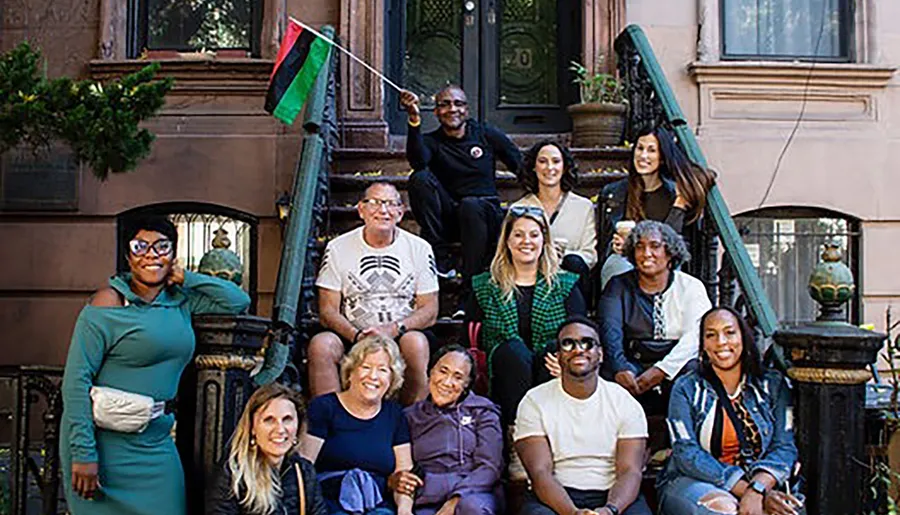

{"left": 398, "top": 345, "right": 504, "bottom": 515}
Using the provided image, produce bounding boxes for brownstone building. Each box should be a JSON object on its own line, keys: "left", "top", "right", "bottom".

{"left": 1, "top": 0, "right": 898, "bottom": 369}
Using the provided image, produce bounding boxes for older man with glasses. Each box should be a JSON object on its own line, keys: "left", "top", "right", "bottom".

{"left": 399, "top": 85, "right": 522, "bottom": 316}
{"left": 307, "top": 182, "right": 439, "bottom": 405}
{"left": 515, "top": 315, "right": 652, "bottom": 515}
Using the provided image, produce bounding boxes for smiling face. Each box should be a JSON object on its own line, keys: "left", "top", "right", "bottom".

{"left": 534, "top": 144, "right": 565, "bottom": 191}
{"left": 357, "top": 183, "right": 403, "bottom": 233}
{"left": 506, "top": 217, "right": 544, "bottom": 267}
{"left": 251, "top": 397, "right": 299, "bottom": 467}
{"left": 702, "top": 309, "right": 744, "bottom": 374}
{"left": 127, "top": 229, "right": 173, "bottom": 287}
{"left": 347, "top": 349, "right": 393, "bottom": 404}
{"left": 433, "top": 87, "right": 469, "bottom": 132}
{"left": 633, "top": 133, "right": 661, "bottom": 177}
{"left": 633, "top": 232, "right": 671, "bottom": 279}
{"left": 428, "top": 351, "right": 472, "bottom": 407}
{"left": 558, "top": 322, "right": 602, "bottom": 378}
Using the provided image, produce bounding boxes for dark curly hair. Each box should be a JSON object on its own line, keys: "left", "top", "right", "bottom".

{"left": 519, "top": 139, "right": 578, "bottom": 194}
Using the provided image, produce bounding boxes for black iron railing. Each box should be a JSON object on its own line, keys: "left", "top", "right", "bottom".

{"left": 614, "top": 26, "right": 781, "bottom": 359}
{"left": 0, "top": 366, "right": 64, "bottom": 515}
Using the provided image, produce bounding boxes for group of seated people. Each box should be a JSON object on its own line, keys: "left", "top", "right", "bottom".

{"left": 208, "top": 84, "right": 804, "bottom": 515}
{"left": 210, "top": 312, "right": 802, "bottom": 515}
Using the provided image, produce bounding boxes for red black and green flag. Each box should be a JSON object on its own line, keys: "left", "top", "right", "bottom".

{"left": 265, "top": 19, "right": 332, "bottom": 125}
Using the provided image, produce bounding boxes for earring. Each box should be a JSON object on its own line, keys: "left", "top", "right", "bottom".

{"left": 292, "top": 438, "right": 299, "bottom": 446}
{"left": 250, "top": 436, "right": 257, "bottom": 447}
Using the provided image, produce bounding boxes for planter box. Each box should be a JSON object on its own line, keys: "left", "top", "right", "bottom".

{"left": 567, "top": 102, "right": 627, "bottom": 148}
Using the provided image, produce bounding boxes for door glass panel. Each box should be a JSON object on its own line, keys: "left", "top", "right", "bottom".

{"left": 404, "top": 0, "right": 463, "bottom": 108}
{"left": 499, "top": 0, "right": 558, "bottom": 106}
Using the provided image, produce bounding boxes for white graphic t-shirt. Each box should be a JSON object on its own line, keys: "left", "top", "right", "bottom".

{"left": 316, "top": 227, "right": 439, "bottom": 330}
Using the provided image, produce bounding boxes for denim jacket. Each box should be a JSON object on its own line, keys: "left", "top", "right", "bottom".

{"left": 658, "top": 369, "right": 798, "bottom": 491}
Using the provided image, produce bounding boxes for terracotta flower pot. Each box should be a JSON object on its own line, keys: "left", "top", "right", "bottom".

{"left": 566, "top": 102, "right": 627, "bottom": 148}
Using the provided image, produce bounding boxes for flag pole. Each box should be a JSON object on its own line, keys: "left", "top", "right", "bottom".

{"left": 289, "top": 17, "right": 405, "bottom": 94}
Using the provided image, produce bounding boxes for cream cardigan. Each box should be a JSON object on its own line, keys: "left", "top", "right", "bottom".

{"left": 512, "top": 192, "right": 598, "bottom": 269}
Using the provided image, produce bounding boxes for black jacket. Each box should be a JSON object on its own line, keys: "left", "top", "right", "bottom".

{"left": 206, "top": 454, "right": 327, "bottom": 515}
{"left": 597, "top": 176, "right": 687, "bottom": 258}
{"left": 406, "top": 119, "right": 522, "bottom": 199}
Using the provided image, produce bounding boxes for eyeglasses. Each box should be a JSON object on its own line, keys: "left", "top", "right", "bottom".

{"left": 129, "top": 238, "right": 173, "bottom": 257}
{"left": 559, "top": 337, "right": 598, "bottom": 352}
{"left": 508, "top": 205, "right": 545, "bottom": 219}
{"left": 360, "top": 198, "right": 403, "bottom": 209}
{"left": 435, "top": 100, "right": 468, "bottom": 109}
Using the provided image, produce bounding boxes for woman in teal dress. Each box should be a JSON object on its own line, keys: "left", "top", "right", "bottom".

{"left": 60, "top": 215, "right": 251, "bottom": 515}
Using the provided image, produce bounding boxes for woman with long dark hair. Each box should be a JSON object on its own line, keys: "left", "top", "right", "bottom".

{"left": 657, "top": 307, "right": 802, "bottom": 515}
{"left": 598, "top": 125, "right": 714, "bottom": 290}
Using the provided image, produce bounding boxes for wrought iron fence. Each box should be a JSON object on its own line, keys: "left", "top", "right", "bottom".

{"left": 0, "top": 366, "right": 64, "bottom": 515}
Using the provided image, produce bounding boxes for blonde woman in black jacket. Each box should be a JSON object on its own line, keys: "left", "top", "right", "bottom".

{"left": 207, "top": 384, "right": 327, "bottom": 515}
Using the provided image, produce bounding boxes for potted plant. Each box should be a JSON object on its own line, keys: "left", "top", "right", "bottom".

{"left": 566, "top": 60, "right": 627, "bottom": 148}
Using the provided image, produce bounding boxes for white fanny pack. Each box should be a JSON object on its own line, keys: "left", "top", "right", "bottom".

{"left": 89, "top": 386, "right": 168, "bottom": 433}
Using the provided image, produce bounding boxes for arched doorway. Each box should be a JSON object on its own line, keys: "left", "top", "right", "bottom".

{"left": 385, "top": 0, "right": 581, "bottom": 134}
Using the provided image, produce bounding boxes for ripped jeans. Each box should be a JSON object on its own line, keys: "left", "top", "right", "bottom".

{"left": 658, "top": 476, "right": 806, "bottom": 515}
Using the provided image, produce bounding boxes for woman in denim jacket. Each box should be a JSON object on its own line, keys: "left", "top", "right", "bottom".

{"left": 657, "top": 307, "right": 803, "bottom": 515}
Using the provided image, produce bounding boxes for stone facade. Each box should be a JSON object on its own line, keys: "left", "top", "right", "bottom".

{"left": 0, "top": 0, "right": 897, "bottom": 366}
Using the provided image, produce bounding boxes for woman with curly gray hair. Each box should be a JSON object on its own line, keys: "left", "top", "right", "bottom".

{"left": 302, "top": 335, "right": 417, "bottom": 515}
{"left": 597, "top": 220, "right": 712, "bottom": 416}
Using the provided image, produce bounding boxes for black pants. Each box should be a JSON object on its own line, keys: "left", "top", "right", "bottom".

{"left": 407, "top": 169, "right": 503, "bottom": 283}
{"left": 561, "top": 254, "right": 592, "bottom": 309}
{"left": 490, "top": 337, "right": 554, "bottom": 425}
{"left": 521, "top": 487, "right": 652, "bottom": 515}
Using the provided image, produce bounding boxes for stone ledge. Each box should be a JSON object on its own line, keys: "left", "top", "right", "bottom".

{"left": 688, "top": 61, "right": 896, "bottom": 88}
{"left": 88, "top": 59, "right": 274, "bottom": 94}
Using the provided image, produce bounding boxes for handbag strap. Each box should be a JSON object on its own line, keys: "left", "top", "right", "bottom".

{"left": 468, "top": 322, "right": 481, "bottom": 350}
{"left": 706, "top": 371, "right": 754, "bottom": 463}
{"left": 295, "top": 462, "right": 306, "bottom": 515}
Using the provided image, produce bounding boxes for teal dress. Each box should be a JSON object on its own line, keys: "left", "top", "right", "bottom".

{"left": 60, "top": 271, "right": 250, "bottom": 515}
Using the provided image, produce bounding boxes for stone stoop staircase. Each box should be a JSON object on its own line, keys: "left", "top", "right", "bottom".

{"left": 313, "top": 143, "right": 632, "bottom": 347}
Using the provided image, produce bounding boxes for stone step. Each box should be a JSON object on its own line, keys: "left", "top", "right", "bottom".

{"left": 327, "top": 170, "right": 628, "bottom": 216}
{"left": 332, "top": 146, "right": 632, "bottom": 177}
{"left": 300, "top": 316, "right": 467, "bottom": 348}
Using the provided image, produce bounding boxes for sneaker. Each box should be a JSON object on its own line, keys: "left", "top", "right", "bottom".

{"left": 451, "top": 308, "right": 466, "bottom": 320}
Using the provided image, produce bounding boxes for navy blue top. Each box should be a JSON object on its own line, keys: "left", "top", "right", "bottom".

{"left": 307, "top": 393, "right": 411, "bottom": 501}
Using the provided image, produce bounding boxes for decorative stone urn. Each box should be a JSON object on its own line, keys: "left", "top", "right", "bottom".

{"left": 197, "top": 228, "right": 243, "bottom": 286}
{"left": 774, "top": 242, "right": 885, "bottom": 515}
{"left": 807, "top": 241, "right": 855, "bottom": 322}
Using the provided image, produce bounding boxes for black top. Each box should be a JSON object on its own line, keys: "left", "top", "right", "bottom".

{"left": 406, "top": 119, "right": 522, "bottom": 199}
{"left": 467, "top": 283, "right": 586, "bottom": 349}
{"left": 207, "top": 454, "right": 327, "bottom": 515}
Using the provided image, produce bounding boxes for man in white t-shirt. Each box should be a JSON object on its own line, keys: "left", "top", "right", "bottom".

{"left": 309, "top": 182, "right": 439, "bottom": 404}
{"left": 515, "top": 316, "right": 651, "bottom": 515}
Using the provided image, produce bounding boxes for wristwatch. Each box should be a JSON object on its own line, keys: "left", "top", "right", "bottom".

{"left": 603, "top": 505, "right": 619, "bottom": 515}
{"left": 750, "top": 480, "right": 767, "bottom": 496}
{"left": 396, "top": 321, "right": 408, "bottom": 337}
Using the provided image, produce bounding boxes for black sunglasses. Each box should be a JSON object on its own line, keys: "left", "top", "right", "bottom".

{"left": 508, "top": 205, "right": 545, "bottom": 219}
{"left": 559, "top": 337, "right": 598, "bottom": 352}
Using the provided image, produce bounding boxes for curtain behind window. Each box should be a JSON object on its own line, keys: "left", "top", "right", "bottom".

{"left": 723, "top": 0, "right": 845, "bottom": 59}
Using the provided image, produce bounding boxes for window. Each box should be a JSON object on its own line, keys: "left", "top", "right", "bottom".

{"left": 117, "top": 203, "right": 258, "bottom": 313}
{"left": 721, "top": 0, "right": 852, "bottom": 61}
{"left": 128, "top": 0, "right": 263, "bottom": 57}
{"left": 735, "top": 207, "right": 860, "bottom": 325}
